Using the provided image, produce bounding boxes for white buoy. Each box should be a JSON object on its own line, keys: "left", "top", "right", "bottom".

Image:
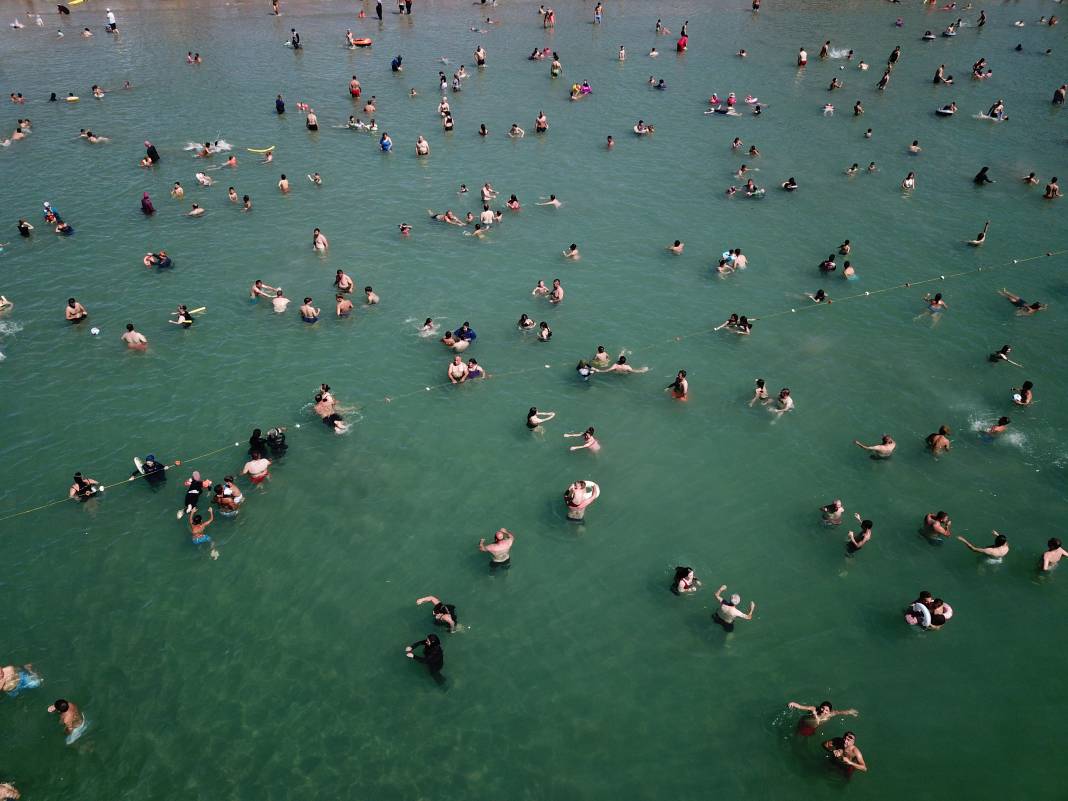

{"left": 90, "top": 327, "right": 100, "bottom": 335}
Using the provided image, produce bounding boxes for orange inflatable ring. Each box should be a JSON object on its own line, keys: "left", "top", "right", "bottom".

{"left": 353, "top": 38, "right": 373, "bottom": 47}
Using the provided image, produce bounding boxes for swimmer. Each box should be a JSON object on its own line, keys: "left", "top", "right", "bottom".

{"left": 867, "top": 162, "right": 877, "bottom": 173}
{"left": 250, "top": 279, "right": 278, "bottom": 300}
{"left": 299, "top": 297, "right": 320, "bottom": 323}
{"left": 548, "top": 279, "right": 565, "bottom": 304}
{"left": 448, "top": 355, "right": 469, "bottom": 383}
{"left": 854, "top": 435, "right": 895, "bottom": 458}
{"left": 909, "top": 140, "right": 922, "bottom": 153}
{"left": 821, "top": 499, "right": 845, "bottom": 525}
{"left": 847, "top": 514, "right": 873, "bottom": 553}
{"left": 926, "top": 424, "right": 951, "bottom": 454}
{"left": 787, "top": 701, "right": 859, "bottom": 736}
{"left": 364, "top": 287, "right": 379, "bottom": 305}
{"left": 527, "top": 408, "right": 556, "bottom": 429}
{"left": 671, "top": 567, "right": 700, "bottom": 595}
{"left": 416, "top": 595, "right": 458, "bottom": 633}
{"left": 169, "top": 304, "right": 195, "bottom": 328}
{"left": 591, "top": 346, "right": 611, "bottom": 367}
{"left": 227, "top": 187, "right": 239, "bottom": 203}
{"left": 333, "top": 270, "right": 354, "bottom": 294}
{"left": 121, "top": 323, "right": 147, "bottom": 350}
{"left": 781, "top": 177, "right": 798, "bottom": 191}
{"left": 1041, "top": 538, "right": 1068, "bottom": 571}
{"left": 565, "top": 427, "right": 600, "bottom": 452}
{"left": 967, "top": 221, "right": 990, "bottom": 246}
{"left": 307, "top": 172, "right": 322, "bottom": 185}
{"left": 517, "top": 313, "right": 536, "bottom": 329}
{"left": 508, "top": 123, "right": 525, "bottom": 138}
{"left": 924, "top": 511, "right": 952, "bottom": 540}
{"left": 47, "top": 699, "right": 85, "bottom": 739}
{"left": 997, "top": 288, "right": 1046, "bottom": 314}
{"left": 465, "top": 223, "right": 487, "bottom": 239}
{"left": 278, "top": 174, "right": 290, "bottom": 193}
{"left": 1044, "top": 177, "right": 1062, "bottom": 199}
{"left": 748, "top": 378, "right": 770, "bottom": 407}
{"left": 666, "top": 370, "right": 688, "bottom": 400}
{"left": 243, "top": 195, "right": 252, "bottom": 211}
{"left": 506, "top": 194, "right": 521, "bottom": 210}
{"left": 713, "top": 585, "right": 756, "bottom": 632}
{"left": 958, "top": 531, "right": 1010, "bottom": 560}
{"left": 562, "top": 243, "right": 580, "bottom": 260}
{"left": 261, "top": 151, "right": 273, "bottom": 164}
{"left": 986, "top": 416, "right": 1012, "bottom": 436}
{"left": 594, "top": 355, "right": 648, "bottom": 374}
{"left": 312, "top": 228, "right": 329, "bottom": 251}
{"left": 1012, "top": 380, "right": 1034, "bottom": 406}
{"left": 535, "top": 111, "right": 549, "bottom": 133}
{"left": 989, "top": 345, "right": 1022, "bottom": 367}
{"left": 428, "top": 209, "right": 466, "bottom": 226}
{"left": 845, "top": 164, "right": 859, "bottom": 177}
{"left": 65, "top": 297, "right": 88, "bottom": 323}
{"left": 974, "top": 166, "right": 994, "bottom": 185}
{"left": 536, "top": 194, "right": 561, "bottom": 208}
{"left": 537, "top": 321, "right": 552, "bottom": 341}
{"left": 770, "top": 388, "right": 793, "bottom": 415}
{"left": 479, "top": 528, "right": 514, "bottom": 568}
{"left": 668, "top": 240, "right": 684, "bottom": 254}
{"left": 241, "top": 452, "right": 271, "bottom": 485}
{"left": 187, "top": 203, "right": 205, "bottom": 217}
{"left": 902, "top": 171, "right": 916, "bottom": 191}
{"left": 419, "top": 318, "right": 437, "bottom": 336}
{"left": 68, "top": 472, "right": 100, "bottom": 500}
{"left": 195, "top": 172, "right": 213, "bottom": 187}
{"left": 1022, "top": 172, "right": 1039, "bottom": 185}
{"left": 171, "top": 181, "right": 185, "bottom": 199}
{"left": 399, "top": 223, "right": 412, "bottom": 236}
{"left": 335, "top": 295, "right": 354, "bottom": 318}
{"left": 823, "top": 732, "right": 867, "bottom": 775}
{"left": 188, "top": 508, "right": 215, "bottom": 544}
{"left": 807, "top": 289, "right": 830, "bottom": 303}
{"left": 737, "top": 49, "right": 746, "bottom": 57}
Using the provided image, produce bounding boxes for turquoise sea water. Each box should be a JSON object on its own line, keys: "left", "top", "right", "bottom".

{"left": 2, "top": 1, "right": 1068, "bottom": 799}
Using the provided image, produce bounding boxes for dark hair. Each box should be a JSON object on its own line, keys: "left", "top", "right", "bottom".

{"left": 192, "top": 514, "right": 203, "bottom": 524}
{"left": 214, "top": 484, "right": 224, "bottom": 493}
{"left": 861, "top": 519, "right": 873, "bottom": 530}
{"left": 54, "top": 699, "right": 69, "bottom": 712}
{"left": 126, "top": 323, "right": 134, "bottom": 331}
{"left": 426, "top": 633, "right": 441, "bottom": 646}
{"left": 819, "top": 701, "right": 833, "bottom": 712}
{"left": 1022, "top": 381, "right": 1033, "bottom": 390}
{"left": 843, "top": 731, "right": 856, "bottom": 739}
{"left": 997, "top": 416, "right": 1010, "bottom": 425}
{"left": 1049, "top": 538, "right": 1062, "bottom": 549}
{"left": 930, "top": 614, "right": 947, "bottom": 626}
{"left": 994, "top": 534, "right": 1008, "bottom": 546}
{"left": 586, "top": 427, "right": 595, "bottom": 435}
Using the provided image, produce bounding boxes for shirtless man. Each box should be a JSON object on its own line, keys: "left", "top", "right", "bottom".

{"left": 591, "top": 346, "right": 611, "bottom": 368}
{"left": 299, "top": 297, "right": 320, "bottom": 323}
{"left": 823, "top": 732, "right": 867, "bottom": 775}
{"left": 926, "top": 425, "right": 951, "bottom": 454}
{"left": 548, "top": 278, "right": 564, "bottom": 304}
{"left": 1041, "top": 538, "right": 1068, "bottom": 571}
{"left": 188, "top": 203, "right": 205, "bottom": 217}
{"left": 968, "top": 221, "right": 990, "bottom": 246}
{"left": 47, "top": 699, "right": 85, "bottom": 738}
{"left": 65, "top": 297, "right": 88, "bottom": 323}
{"left": 997, "top": 288, "right": 1047, "bottom": 314}
{"left": 536, "top": 194, "right": 562, "bottom": 207}
{"left": 594, "top": 355, "right": 648, "bottom": 374}
{"left": 958, "top": 531, "right": 1009, "bottom": 559}
{"left": 250, "top": 279, "right": 278, "bottom": 300}
{"left": 564, "top": 427, "right": 600, "bottom": 452}
{"left": 821, "top": 499, "right": 845, "bottom": 525}
{"left": 272, "top": 289, "right": 291, "bottom": 313}
{"left": 415, "top": 135, "right": 430, "bottom": 156}
{"left": 336, "top": 295, "right": 354, "bottom": 317}
{"left": 1044, "top": 177, "right": 1062, "bottom": 199}
{"left": 853, "top": 434, "right": 895, "bottom": 458}
{"left": 364, "top": 286, "right": 379, "bottom": 305}
{"left": 312, "top": 228, "right": 329, "bottom": 251}
{"left": 241, "top": 452, "right": 271, "bottom": 484}
{"left": 479, "top": 527, "right": 514, "bottom": 568}
{"left": 120, "top": 323, "right": 147, "bottom": 350}
{"left": 924, "top": 510, "right": 952, "bottom": 538}
{"left": 448, "top": 355, "right": 469, "bottom": 383}
{"left": 563, "top": 243, "right": 580, "bottom": 260}
{"left": 712, "top": 585, "right": 755, "bottom": 632}
{"left": 668, "top": 240, "right": 684, "bottom": 254}
{"left": 278, "top": 174, "right": 290, "bottom": 193}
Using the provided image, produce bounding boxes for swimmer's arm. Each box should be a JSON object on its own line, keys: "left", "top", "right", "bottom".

{"left": 831, "top": 708, "right": 859, "bottom": 718}
{"left": 569, "top": 441, "right": 594, "bottom": 451}
{"left": 788, "top": 702, "right": 817, "bottom": 714}
{"left": 416, "top": 596, "right": 440, "bottom": 606}
{"left": 714, "top": 585, "right": 727, "bottom": 603}
{"left": 844, "top": 747, "right": 867, "bottom": 771}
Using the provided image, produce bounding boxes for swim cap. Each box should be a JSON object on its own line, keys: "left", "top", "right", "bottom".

{"left": 146, "top": 454, "right": 155, "bottom": 462}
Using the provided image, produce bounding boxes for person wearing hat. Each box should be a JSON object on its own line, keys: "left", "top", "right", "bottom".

{"left": 105, "top": 8, "right": 117, "bottom": 32}
{"left": 144, "top": 141, "right": 160, "bottom": 164}
{"left": 713, "top": 585, "right": 756, "bottom": 632}
{"left": 405, "top": 634, "right": 444, "bottom": 679}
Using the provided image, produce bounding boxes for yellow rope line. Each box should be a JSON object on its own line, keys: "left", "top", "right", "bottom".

{"left": 0, "top": 250, "right": 1062, "bottom": 525}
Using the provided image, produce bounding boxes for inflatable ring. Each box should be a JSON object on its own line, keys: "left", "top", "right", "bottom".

{"left": 143, "top": 254, "right": 153, "bottom": 267}
{"left": 936, "top": 108, "right": 955, "bottom": 116}
{"left": 353, "top": 38, "right": 373, "bottom": 47}
{"left": 65, "top": 96, "right": 80, "bottom": 102}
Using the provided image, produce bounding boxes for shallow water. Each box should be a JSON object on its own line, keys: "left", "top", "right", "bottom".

{"left": 2, "top": 1, "right": 1068, "bottom": 799}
